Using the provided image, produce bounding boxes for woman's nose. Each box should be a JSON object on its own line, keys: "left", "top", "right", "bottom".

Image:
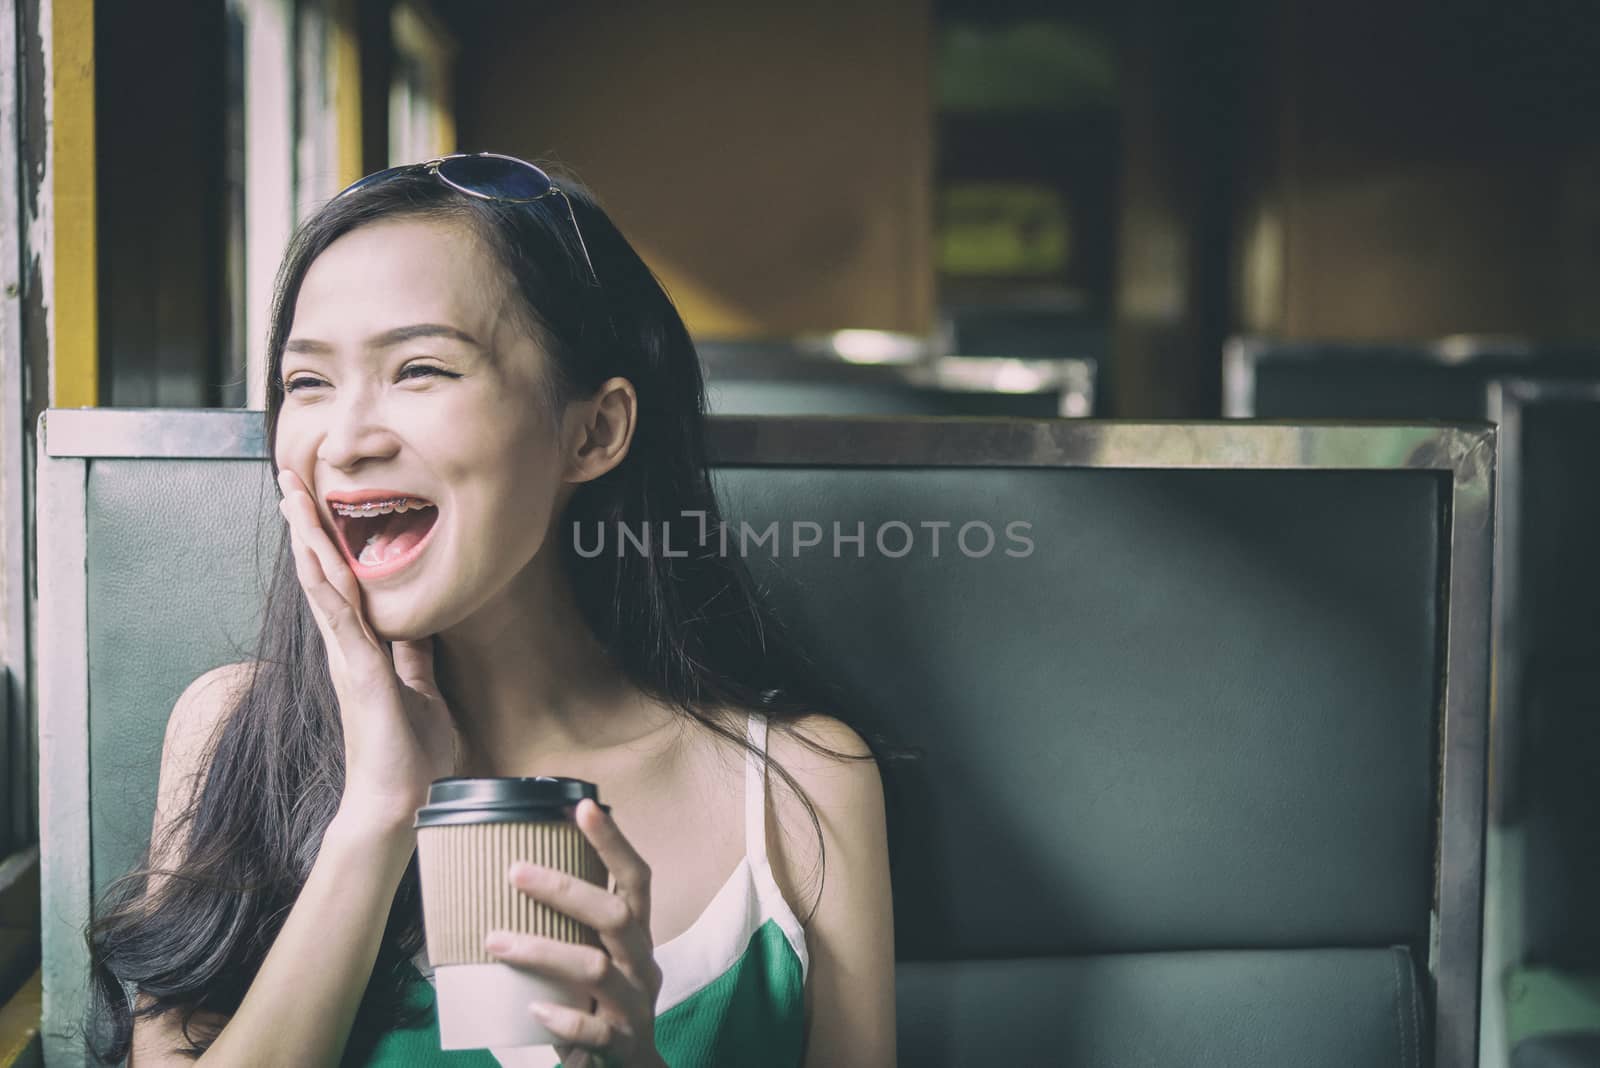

{"left": 316, "top": 399, "right": 401, "bottom": 471}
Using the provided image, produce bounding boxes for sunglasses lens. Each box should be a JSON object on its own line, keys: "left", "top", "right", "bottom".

{"left": 436, "top": 156, "right": 553, "bottom": 200}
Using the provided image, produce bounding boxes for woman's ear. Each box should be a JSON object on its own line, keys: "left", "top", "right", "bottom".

{"left": 563, "top": 376, "right": 638, "bottom": 485}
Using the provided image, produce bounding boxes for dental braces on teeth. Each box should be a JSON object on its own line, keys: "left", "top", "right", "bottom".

{"left": 330, "top": 498, "right": 436, "bottom": 517}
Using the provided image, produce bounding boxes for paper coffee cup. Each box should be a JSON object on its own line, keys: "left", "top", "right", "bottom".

{"left": 414, "top": 777, "right": 610, "bottom": 1050}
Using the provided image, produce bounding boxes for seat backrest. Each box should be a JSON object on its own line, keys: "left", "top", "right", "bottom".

{"left": 706, "top": 377, "right": 1069, "bottom": 417}
{"left": 940, "top": 303, "right": 1108, "bottom": 364}
{"left": 1224, "top": 336, "right": 1600, "bottom": 420}
{"left": 36, "top": 410, "right": 1493, "bottom": 1067}
{"left": 698, "top": 340, "right": 1095, "bottom": 417}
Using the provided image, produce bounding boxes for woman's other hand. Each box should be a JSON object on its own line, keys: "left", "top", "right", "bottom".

{"left": 276, "top": 468, "right": 462, "bottom": 834}
{"left": 483, "top": 799, "right": 667, "bottom": 1068}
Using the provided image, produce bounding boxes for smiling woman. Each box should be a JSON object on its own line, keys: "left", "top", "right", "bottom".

{"left": 82, "top": 156, "right": 898, "bottom": 1068}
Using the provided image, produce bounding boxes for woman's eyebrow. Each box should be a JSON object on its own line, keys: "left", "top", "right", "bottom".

{"left": 370, "top": 323, "right": 481, "bottom": 349}
{"left": 285, "top": 323, "right": 481, "bottom": 356}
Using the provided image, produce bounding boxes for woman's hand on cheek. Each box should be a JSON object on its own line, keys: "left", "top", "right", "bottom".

{"left": 275, "top": 467, "right": 463, "bottom": 834}
{"left": 483, "top": 799, "right": 667, "bottom": 1068}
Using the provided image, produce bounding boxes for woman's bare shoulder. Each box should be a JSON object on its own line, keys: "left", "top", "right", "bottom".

{"left": 758, "top": 712, "right": 886, "bottom": 911}
{"left": 687, "top": 703, "right": 869, "bottom": 750}
{"left": 770, "top": 712, "right": 875, "bottom": 767}
{"left": 166, "top": 661, "right": 255, "bottom": 753}
{"left": 152, "top": 663, "right": 257, "bottom": 857}
{"left": 178, "top": 660, "right": 257, "bottom": 710}
{"left": 682, "top": 705, "right": 874, "bottom": 778}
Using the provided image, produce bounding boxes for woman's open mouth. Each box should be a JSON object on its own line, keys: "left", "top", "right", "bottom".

{"left": 327, "top": 496, "right": 441, "bottom": 580}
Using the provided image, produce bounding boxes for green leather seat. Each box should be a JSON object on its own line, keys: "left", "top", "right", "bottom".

{"left": 716, "top": 459, "right": 1479, "bottom": 1067}
{"left": 36, "top": 411, "right": 1493, "bottom": 1068}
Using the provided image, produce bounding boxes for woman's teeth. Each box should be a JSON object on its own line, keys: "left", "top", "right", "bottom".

{"left": 334, "top": 498, "right": 433, "bottom": 518}
{"left": 341, "top": 499, "right": 439, "bottom": 570}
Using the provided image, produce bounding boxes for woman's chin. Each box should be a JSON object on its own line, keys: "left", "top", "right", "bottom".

{"left": 364, "top": 605, "right": 439, "bottom": 645}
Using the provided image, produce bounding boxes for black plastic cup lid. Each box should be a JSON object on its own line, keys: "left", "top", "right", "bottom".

{"left": 413, "top": 776, "right": 609, "bottom": 829}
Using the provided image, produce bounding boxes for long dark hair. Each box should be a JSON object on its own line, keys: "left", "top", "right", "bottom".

{"left": 83, "top": 163, "right": 892, "bottom": 1062}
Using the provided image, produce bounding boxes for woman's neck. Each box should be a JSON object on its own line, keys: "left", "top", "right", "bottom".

{"left": 432, "top": 552, "right": 680, "bottom": 777}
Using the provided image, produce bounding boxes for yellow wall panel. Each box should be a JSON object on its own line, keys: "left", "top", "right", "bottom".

{"left": 333, "top": 0, "right": 365, "bottom": 187}
{"left": 52, "top": 0, "right": 97, "bottom": 408}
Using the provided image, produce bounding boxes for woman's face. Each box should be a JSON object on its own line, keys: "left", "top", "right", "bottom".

{"left": 273, "top": 216, "right": 572, "bottom": 640}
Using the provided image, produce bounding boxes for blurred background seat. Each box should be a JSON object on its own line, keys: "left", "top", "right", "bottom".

{"left": 1485, "top": 380, "right": 1600, "bottom": 1068}
{"left": 1226, "top": 341, "right": 1600, "bottom": 1065}
{"left": 698, "top": 335, "right": 1096, "bottom": 417}
{"left": 1223, "top": 337, "right": 1600, "bottom": 421}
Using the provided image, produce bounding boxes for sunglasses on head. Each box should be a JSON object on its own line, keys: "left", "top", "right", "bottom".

{"left": 332, "top": 152, "right": 599, "bottom": 286}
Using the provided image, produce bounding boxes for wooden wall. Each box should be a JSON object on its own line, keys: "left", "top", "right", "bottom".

{"left": 1238, "top": 0, "right": 1600, "bottom": 341}
{"left": 454, "top": 0, "right": 935, "bottom": 339}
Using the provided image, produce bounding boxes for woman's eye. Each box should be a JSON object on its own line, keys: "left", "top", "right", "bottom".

{"left": 281, "top": 367, "right": 457, "bottom": 391}
{"left": 400, "top": 364, "right": 458, "bottom": 381}
{"left": 280, "top": 366, "right": 458, "bottom": 393}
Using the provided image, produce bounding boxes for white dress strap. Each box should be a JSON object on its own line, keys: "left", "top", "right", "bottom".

{"left": 744, "top": 712, "right": 770, "bottom": 869}
{"left": 741, "top": 712, "right": 810, "bottom": 980}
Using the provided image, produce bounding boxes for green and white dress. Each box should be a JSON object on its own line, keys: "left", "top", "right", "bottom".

{"left": 346, "top": 713, "right": 810, "bottom": 1067}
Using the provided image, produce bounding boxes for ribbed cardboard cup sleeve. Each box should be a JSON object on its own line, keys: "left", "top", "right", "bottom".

{"left": 416, "top": 821, "right": 609, "bottom": 966}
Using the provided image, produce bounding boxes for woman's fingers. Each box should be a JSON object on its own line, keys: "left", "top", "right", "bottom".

{"left": 529, "top": 1003, "right": 635, "bottom": 1063}
{"left": 507, "top": 859, "right": 657, "bottom": 983}
{"left": 574, "top": 800, "right": 653, "bottom": 932}
{"left": 391, "top": 636, "right": 439, "bottom": 696}
{"left": 483, "top": 931, "right": 649, "bottom": 1019}
{"left": 279, "top": 496, "right": 347, "bottom": 633}
{"left": 278, "top": 471, "right": 360, "bottom": 603}
{"left": 276, "top": 469, "right": 385, "bottom": 682}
